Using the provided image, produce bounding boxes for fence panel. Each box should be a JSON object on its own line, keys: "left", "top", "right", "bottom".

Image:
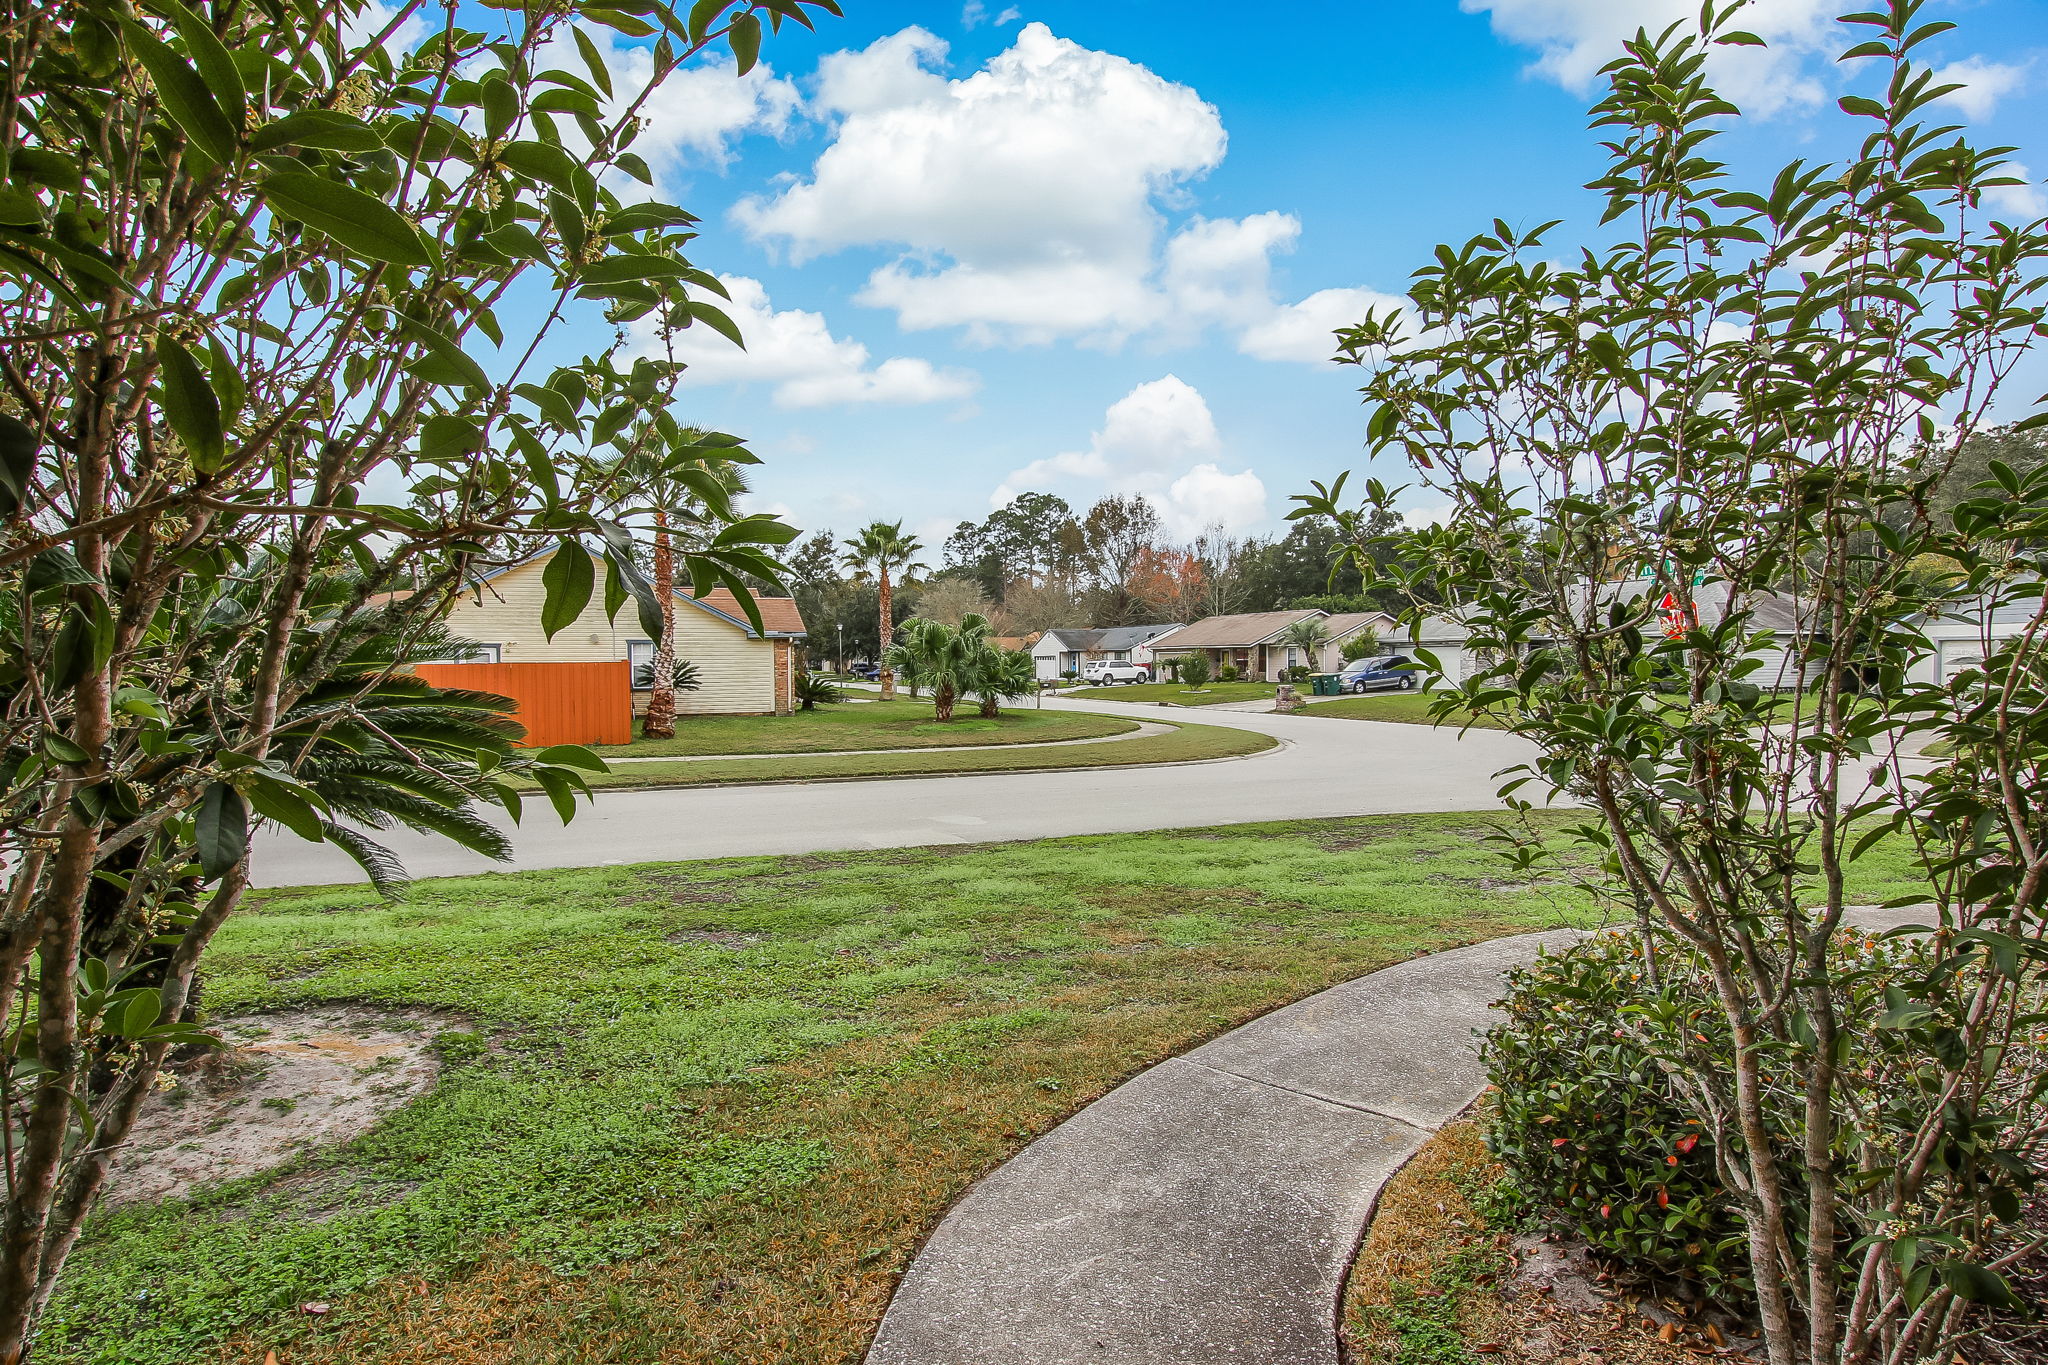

{"left": 411, "top": 661, "right": 632, "bottom": 748}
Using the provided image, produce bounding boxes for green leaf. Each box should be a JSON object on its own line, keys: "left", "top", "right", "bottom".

{"left": 535, "top": 744, "right": 609, "bottom": 772}
{"left": 548, "top": 191, "right": 586, "bottom": 259}
{"left": 572, "top": 25, "right": 614, "bottom": 97}
{"left": 195, "top": 782, "right": 249, "bottom": 881}
{"left": 42, "top": 733, "right": 91, "bottom": 765}
{"left": 584, "top": 254, "right": 698, "bottom": 287}
{"left": 1937, "top": 1260, "right": 2023, "bottom": 1308}
{"left": 728, "top": 11, "right": 761, "bottom": 74}
{"left": 0, "top": 185, "right": 45, "bottom": 228}
{"left": 532, "top": 765, "right": 581, "bottom": 824}
{"left": 0, "top": 412, "right": 38, "bottom": 516}
{"left": 481, "top": 72, "right": 519, "bottom": 140}
{"left": 1716, "top": 30, "right": 1766, "bottom": 46}
{"left": 688, "top": 0, "right": 730, "bottom": 43}
{"left": 420, "top": 414, "right": 481, "bottom": 463}
{"left": 156, "top": 334, "right": 226, "bottom": 473}
{"left": 684, "top": 299, "right": 745, "bottom": 348}
{"left": 1838, "top": 95, "right": 1886, "bottom": 118}
{"left": 540, "top": 542, "right": 595, "bottom": 639}
{"left": 24, "top": 548, "right": 99, "bottom": 593}
{"left": 403, "top": 316, "right": 492, "bottom": 392}
{"left": 156, "top": 0, "right": 246, "bottom": 127}
{"left": 250, "top": 109, "right": 383, "bottom": 153}
{"left": 262, "top": 170, "right": 433, "bottom": 267}
{"left": 600, "top": 202, "right": 698, "bottom": 235}
{"left": 499, "top": 140, "right": 581, "bottom": 197}
{"left": 119, "top": 989, "right": 163, "bottom": 1037}
{"left": 245, "top": 777, "right": 325, "bottom": 841}
{"left": 119, "top": 16, "right": 238, "bottom": 165}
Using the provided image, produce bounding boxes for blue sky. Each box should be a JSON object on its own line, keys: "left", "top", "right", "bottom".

{"left": 586, "top": 0, "right": 2048, "bottom": 551}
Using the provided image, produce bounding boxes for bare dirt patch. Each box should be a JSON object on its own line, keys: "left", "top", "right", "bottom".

{"left": 104, "top": 1005, "right": 455, "bottom": 1207}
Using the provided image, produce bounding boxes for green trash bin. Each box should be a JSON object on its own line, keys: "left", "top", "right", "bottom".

{"left": 1309, "top": 673, "right": 1340, "bottom": 697}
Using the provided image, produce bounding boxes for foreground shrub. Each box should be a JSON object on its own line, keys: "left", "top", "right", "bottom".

{"left": 1485, "top": 923, "right": 2048, "bottom": 1319}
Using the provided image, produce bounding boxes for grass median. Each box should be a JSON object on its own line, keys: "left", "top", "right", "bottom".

{"left": 43, "top": 813, "right": 1935, "bottom": 1365}
{"left": 568, "top": 716, "right": 1271, "bottom": 789}
{"left": 1062, "top": 681, "right": 1278, "bottom": 706}
{"left": 1302, "top": 691, "right": 1502, "bottom": 728}
{"left": 597, "top": 700, "right": 1134, "bottom": 758}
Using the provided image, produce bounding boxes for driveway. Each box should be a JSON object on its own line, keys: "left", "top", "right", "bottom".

{"left": 251, "top": 697, "right": 1544, "bottom": 888}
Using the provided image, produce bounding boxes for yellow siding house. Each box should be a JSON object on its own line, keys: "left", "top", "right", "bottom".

{"left": 441, "top": 547, "right": 807, "bottom": 717}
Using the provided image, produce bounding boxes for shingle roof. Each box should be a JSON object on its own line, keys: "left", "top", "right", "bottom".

{"left": 1322, "top": 611, "right": 1397, "bottom": 639}
{"left": 1098, "top": 624, "right": 1181, "bottom": 649}
{"left": 689, "top": 588, "right": 807, "bottom": 637}
{"left": 1148, "top": 610, "right": 1321, "bottom": 649}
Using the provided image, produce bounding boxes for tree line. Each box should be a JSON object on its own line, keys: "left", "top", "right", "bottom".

{"left": 784, "top": 493, "right": 1424, "bottom": 666}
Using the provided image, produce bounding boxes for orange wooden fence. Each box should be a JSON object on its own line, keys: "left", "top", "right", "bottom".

{"left": 411, "top": 661, "right": 633, "bottom": 748}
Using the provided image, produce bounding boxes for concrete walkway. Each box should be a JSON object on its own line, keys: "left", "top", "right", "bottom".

{"left": 866, "top": 905, "right": 1930, "bottom": 1365}
{"left": 599, "top": 720, "right": 1173, "bottom": 764}
{"left": 865, "top": 929, "right": 1581, "bottom": 1365}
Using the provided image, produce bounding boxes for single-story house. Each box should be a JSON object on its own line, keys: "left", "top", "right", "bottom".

{"left": 1032, "top": 624, "right": 1183, "bottom": 681}
{"left": 1318, "top": 611, "right": 1402, "bottom": 671}
{"left": 1379, "top": 582, "right": 1822, "bottom": 689}
{"left": 1909, "top": 594, "right": 2041, "bottom": 684}
{"left": 441, "top": 546, "right": 808, "bottom": 716}
{"left": 1147, "top": 610, "right": 1327, "bottom": 681}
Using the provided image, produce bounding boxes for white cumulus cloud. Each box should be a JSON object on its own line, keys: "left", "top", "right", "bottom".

{"left": 737, "top": 24, "right": 1397, "bottom": 361}
{"left": 1932, "top": 57, "right": 2030, "bottom": 121}
{"left": 1237, "top": 286, "right": 1408, "bottom": 365}
{"left": 640, "top": 275, "right": 979, "bottom": 409}
{"left": 1985, "top": 161, "right": 2047, "bottom": 220}
{"left": 1460, "top": 0, "right": 1840, "bottom": 115}
{"left": 737, "top": 23, "right": 1227, "bottom": 343}
{"left": 994, "top": 376, "right": 1266, "bottom": 536}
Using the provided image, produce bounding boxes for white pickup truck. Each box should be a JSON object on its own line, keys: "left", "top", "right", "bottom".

{"left": 1081, "top": 660, "right": 1150, "bottom": 684}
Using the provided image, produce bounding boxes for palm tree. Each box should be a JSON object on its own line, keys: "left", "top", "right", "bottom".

{"left": 1277, "top": 617, "right": 1332, "bottom": 675}
{"left": 843, "top": 521, "right": 925, "bottom": 701}
{"left": 606, "top": 432, "right": 749, "bottom": 739}
{"left": 973, "top": 647, "right": 1037, "bottom": 718}
{"left": 884, "top": 614, "right": 992, "bottom": 722}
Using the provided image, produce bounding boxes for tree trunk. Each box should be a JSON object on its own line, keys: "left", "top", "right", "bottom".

{"left": 644, "top": 515, "right": 677, "bottom": 739}
{"left": 934, "top": 682, "right": 954, "bottom": 722}
{"left": 979, "top": 695, "right": 999, "bottom": 718}
{"left": 878, "top": 568, "right": 895, "bottom": 701}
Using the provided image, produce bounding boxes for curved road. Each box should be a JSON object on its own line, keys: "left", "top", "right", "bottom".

{"left": 251, "top": 697, "right": 1544, "bottom": 888}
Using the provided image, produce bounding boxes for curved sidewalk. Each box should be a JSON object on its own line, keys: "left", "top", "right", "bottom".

{"left": 865, "top": 929, "right": 1581, "bottom": 1365}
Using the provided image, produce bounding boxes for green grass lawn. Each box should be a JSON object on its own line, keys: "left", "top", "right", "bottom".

{"left": 42, "top": 813, "right": 1935, "bottom": 1365}
{"left": 1304, "top": 691, "right": 1503, "bottom": 729}
{"left": 569, "top": 717, "right": 1270, "bottom": 790}
{"left": 1063, "top": 680, "right": 1278, "bottom": 706}
{"left": 597, "top": 699, "right": 1134, "bottom": 758}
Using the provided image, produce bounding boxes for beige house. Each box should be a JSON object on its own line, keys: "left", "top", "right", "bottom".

{"left": 442, "top": 547, "right": 807, "bottom": 716}
{"left": 1150, "top": 608, "right": 1402, "bottom": 680}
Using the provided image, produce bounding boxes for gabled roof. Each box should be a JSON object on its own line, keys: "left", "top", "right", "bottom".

{"left": 1149, "top": 610, "right": 1322, "bottom": 649}
{"left": 688, "top": 588, "right": 806, "bottom": 638}
{"left": 1322, "top": 611, "right": 1398, "bottom": 640}
{"left": 476, "top": 544, "right": 804, "bottom": 638}
{"left": 1038, "top": 623, "right": 1188, "bottom": 652}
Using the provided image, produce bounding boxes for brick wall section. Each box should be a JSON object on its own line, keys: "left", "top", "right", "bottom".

{"left": 773, "top": 640, "right": 792, "bottom": 714}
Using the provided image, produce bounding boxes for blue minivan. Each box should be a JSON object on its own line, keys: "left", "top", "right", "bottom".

{"left": 1337, "top": 655, "right": 1418, "bottom": 694}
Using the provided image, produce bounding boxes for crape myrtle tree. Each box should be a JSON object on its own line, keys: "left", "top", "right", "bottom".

{"left": 0, "top": 0, "right": 833, "bottom": 1351}
{"left": 1299, "top": 2, "right": 2048, "bottom": 1359}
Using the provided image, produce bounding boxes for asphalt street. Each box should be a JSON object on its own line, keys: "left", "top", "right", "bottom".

{"left": 250, "top": 695, "right": 1546, "bottom": 887}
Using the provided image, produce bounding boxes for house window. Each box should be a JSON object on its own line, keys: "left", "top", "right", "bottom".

{"left": 427, "top": 644, "right": 500, "bottom": 663}
{"left": 629, "top": 639, "right": 657, "bottom": 689}
{"left": 1286, "top": 647, "right": 1300, "bottom": 669}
